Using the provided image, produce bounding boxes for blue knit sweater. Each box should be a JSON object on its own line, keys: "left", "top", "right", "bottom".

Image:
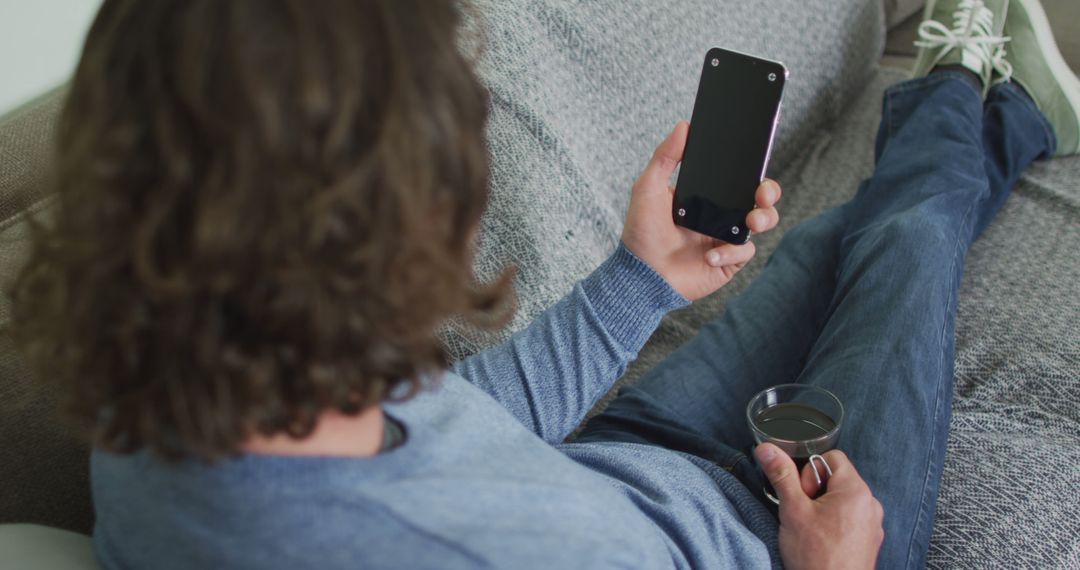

{"left": 91, "top": 245, "right": 778, "bottom": 569}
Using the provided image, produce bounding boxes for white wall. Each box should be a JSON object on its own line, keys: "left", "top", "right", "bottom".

{"left": 0, "top": 1, "right": 103, "bottom": 115}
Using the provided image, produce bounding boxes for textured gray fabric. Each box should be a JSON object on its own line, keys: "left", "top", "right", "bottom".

{"left": 0, "top": 87, "right": 63, "bottom": 227}
{"left": 0, "top": 209, "right": 93, "bottom": 534}
{"left": 0, "top": 328, "right": 94, "bottom": 534}
{"left": 445, "top": 0, "right": 884, "bottom": 357}
{"left": 931, "top": 154, "right": 1080, "bottom": 568}
{"left": 0, "top": 87, "right": 93, "bottom": 534}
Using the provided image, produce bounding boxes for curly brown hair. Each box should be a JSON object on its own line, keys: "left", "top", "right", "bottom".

{"left": 9, "top": 0, "right": 512, "bottom": 461}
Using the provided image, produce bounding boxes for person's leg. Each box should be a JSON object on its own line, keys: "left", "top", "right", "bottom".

{"left": 794, "top": 74, "right": 1054, "bottom": 569}
{"left": 579, "top": 69, "right": 1054, "bottom": 566}
{"left": 974, "top": 80, "right": 1059, "bottom": 237}
{"left": 575, "top": 77, "right": 988, "bottom": 462}
{"left": 576, "top": 71, "right": 1004, "bottom": 456}
{"left": 577, "top": 203, "right": 847, "bottom": 453}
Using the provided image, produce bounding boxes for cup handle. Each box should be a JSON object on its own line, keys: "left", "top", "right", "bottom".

{"left": 808, "top": 454, "right": 833, "bottom": 496}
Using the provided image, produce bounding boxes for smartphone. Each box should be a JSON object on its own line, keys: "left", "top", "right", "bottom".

{"left": 673, "top": 47, "right": 787, "bottom": 244}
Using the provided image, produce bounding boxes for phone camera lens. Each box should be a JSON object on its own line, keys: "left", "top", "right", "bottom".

{"left": 677, "top": 208, "right": 686, "bottom": 217}
{"left": 768, "top": 72, "right": 777, "bottom": 82}
{"left": 711, "top": 58, "right": 719, "bottom": 67}
{"left": 731, "top": 226, "right": 740, "bottom": 235}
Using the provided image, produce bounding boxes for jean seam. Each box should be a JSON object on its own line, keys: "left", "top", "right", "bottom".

{"left": 904, "top": 191, "right": 976, "bottom": 569}
{"left": 723, "top": 453, "right": 749, "bottom": 473}
{"left": 885, "top": 87, "right": 896, "bottom": 141}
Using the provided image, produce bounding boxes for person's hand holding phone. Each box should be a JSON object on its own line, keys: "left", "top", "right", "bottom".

{"left": 622, "top": 121, "right": 781, "bottom": 301}
{"left": 756, "top": 443, "right": 885, "bottom": 570}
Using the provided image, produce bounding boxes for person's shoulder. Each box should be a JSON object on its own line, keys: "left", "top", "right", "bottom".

{"left": 386, "top": 370, "right": 522, "bottom": 434}
{"left": 389, "top": 369, "right": 511, "bottom": 412}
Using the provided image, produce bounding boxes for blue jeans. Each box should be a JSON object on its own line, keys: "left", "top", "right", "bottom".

{"left": 577, "top": 73, "right": 1055, "bottom": 569}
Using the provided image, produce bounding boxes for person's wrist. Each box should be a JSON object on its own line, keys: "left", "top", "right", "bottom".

{"left": 619, "top": 234, "right": 676, "bottom": 293}
{"left": 578, "top": 244, "right": 688, "bottom": 351}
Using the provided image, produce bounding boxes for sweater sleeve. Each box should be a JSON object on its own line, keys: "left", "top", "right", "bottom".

{"left": 451, "top": 243, "right": 688, "bottom": 443}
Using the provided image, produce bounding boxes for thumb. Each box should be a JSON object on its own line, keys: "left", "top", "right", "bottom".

{"left": 756, "top": 443, "right": 810, "bottom": 508}
{"left": 639, "top": 121, "right": 688, "bottom": 192}
{"left": 705, "top": 241, "right": 756, "bottom": 268}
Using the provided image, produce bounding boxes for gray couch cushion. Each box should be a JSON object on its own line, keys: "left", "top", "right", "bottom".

{"left": 0, "top": 89, "right": 93, "bottom": 535}
{"left": 447, "top": 0, "right": 885, "bottom": 357}
{"left": 0, "top": 88, "right": 62, "bottom": 230}
{"left": 932, "top": 153, "right": 1080, "bottom": 567}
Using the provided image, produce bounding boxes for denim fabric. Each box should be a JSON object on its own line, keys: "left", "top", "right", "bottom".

{"left": 578, "top": 73, "right": 1055, "bottom": 570}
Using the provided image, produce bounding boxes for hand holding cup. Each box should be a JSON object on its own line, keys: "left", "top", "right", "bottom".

{"left": 756, "top": 445, "right": 884, "bottom": 570}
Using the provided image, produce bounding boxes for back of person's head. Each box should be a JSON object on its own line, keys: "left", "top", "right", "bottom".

{"left": 9, "top": 0, "right": 512, "bottom": 461}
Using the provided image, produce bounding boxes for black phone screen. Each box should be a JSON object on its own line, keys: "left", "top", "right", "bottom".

{"left": 673, "top": 47, "right": 786, "bottom": 244}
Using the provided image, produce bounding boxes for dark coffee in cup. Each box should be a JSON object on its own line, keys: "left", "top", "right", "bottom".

{"left": 746, "top": 384, "right": 844, "bottom": 504}
{"left": 751, "top": 402, "right": 837, "bottom": 472}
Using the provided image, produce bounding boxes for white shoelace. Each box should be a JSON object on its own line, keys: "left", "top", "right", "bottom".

{"left": 915, "top": 0, "right": 1013, "bottom": 82}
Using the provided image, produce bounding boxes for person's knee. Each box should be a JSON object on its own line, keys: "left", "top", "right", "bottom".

{"left": 871, "top": 211, "right": 954, "bottom": 254}
{"left": 772, "top": 209, "right": 845, "bottom": 262}
{"left": 785, "top": 216, "right": 839, "bottom": 244}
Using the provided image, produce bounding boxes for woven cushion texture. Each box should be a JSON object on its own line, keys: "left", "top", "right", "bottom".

{"left": 446, "top": 0, "right": 884, "bottom": 357}
{"left": 1, "top": 88, "right": 93, "bottom": 534}
{"left": 2, "top": 1, "right": 1078, "bottom": 568}
{"left": 0, "top": 89, "right": 62, "bottom": 228}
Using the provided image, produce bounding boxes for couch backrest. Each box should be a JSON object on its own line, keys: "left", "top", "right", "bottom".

{"left": 0, "top": 89, "right": 62, "bottom": 232}
{"left": 1, "top": 87, "right": 95, "bottom": 533}
{"left": 444, "top": 0, "right": 885, "bottom": 357}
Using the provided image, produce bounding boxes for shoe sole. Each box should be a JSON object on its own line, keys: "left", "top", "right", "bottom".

{"left": 1016, "top": 0, "right": 1080, "bottom": 139}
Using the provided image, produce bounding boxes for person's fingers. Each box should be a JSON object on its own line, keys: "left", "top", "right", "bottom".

{"left": 638, "top": 121, "right": 689, "bottom": 192}
{"left": 800, "top": 461, "right": 824, "bottom": 498}
{"left": 820, "top": 449, "right": 851, "bottom": 475}
{"left": 756, "top": 178, "right": 782, "bottom": 208}
{"left": 705, "top": 241, "right": 756, "bottom": 267}
{"left": 746, "top": 207, "right": 778, "bottom": 233}
{"left": 816, "top": 449, "right": 866, "bottom": 492}
{"left": 755, "top": 443, "right": 810, "bottom": 512}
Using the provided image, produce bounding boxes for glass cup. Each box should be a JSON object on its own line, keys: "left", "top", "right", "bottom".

{"left": 746, "top": 384, "right": 844, "bottom": 504}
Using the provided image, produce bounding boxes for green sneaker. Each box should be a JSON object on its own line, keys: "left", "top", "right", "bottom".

{"left": 912, "top": 0, "right": 1012, "bottom": 99}
{"left": 1004, "top": 0, "right": 1080, "bottom": 156}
